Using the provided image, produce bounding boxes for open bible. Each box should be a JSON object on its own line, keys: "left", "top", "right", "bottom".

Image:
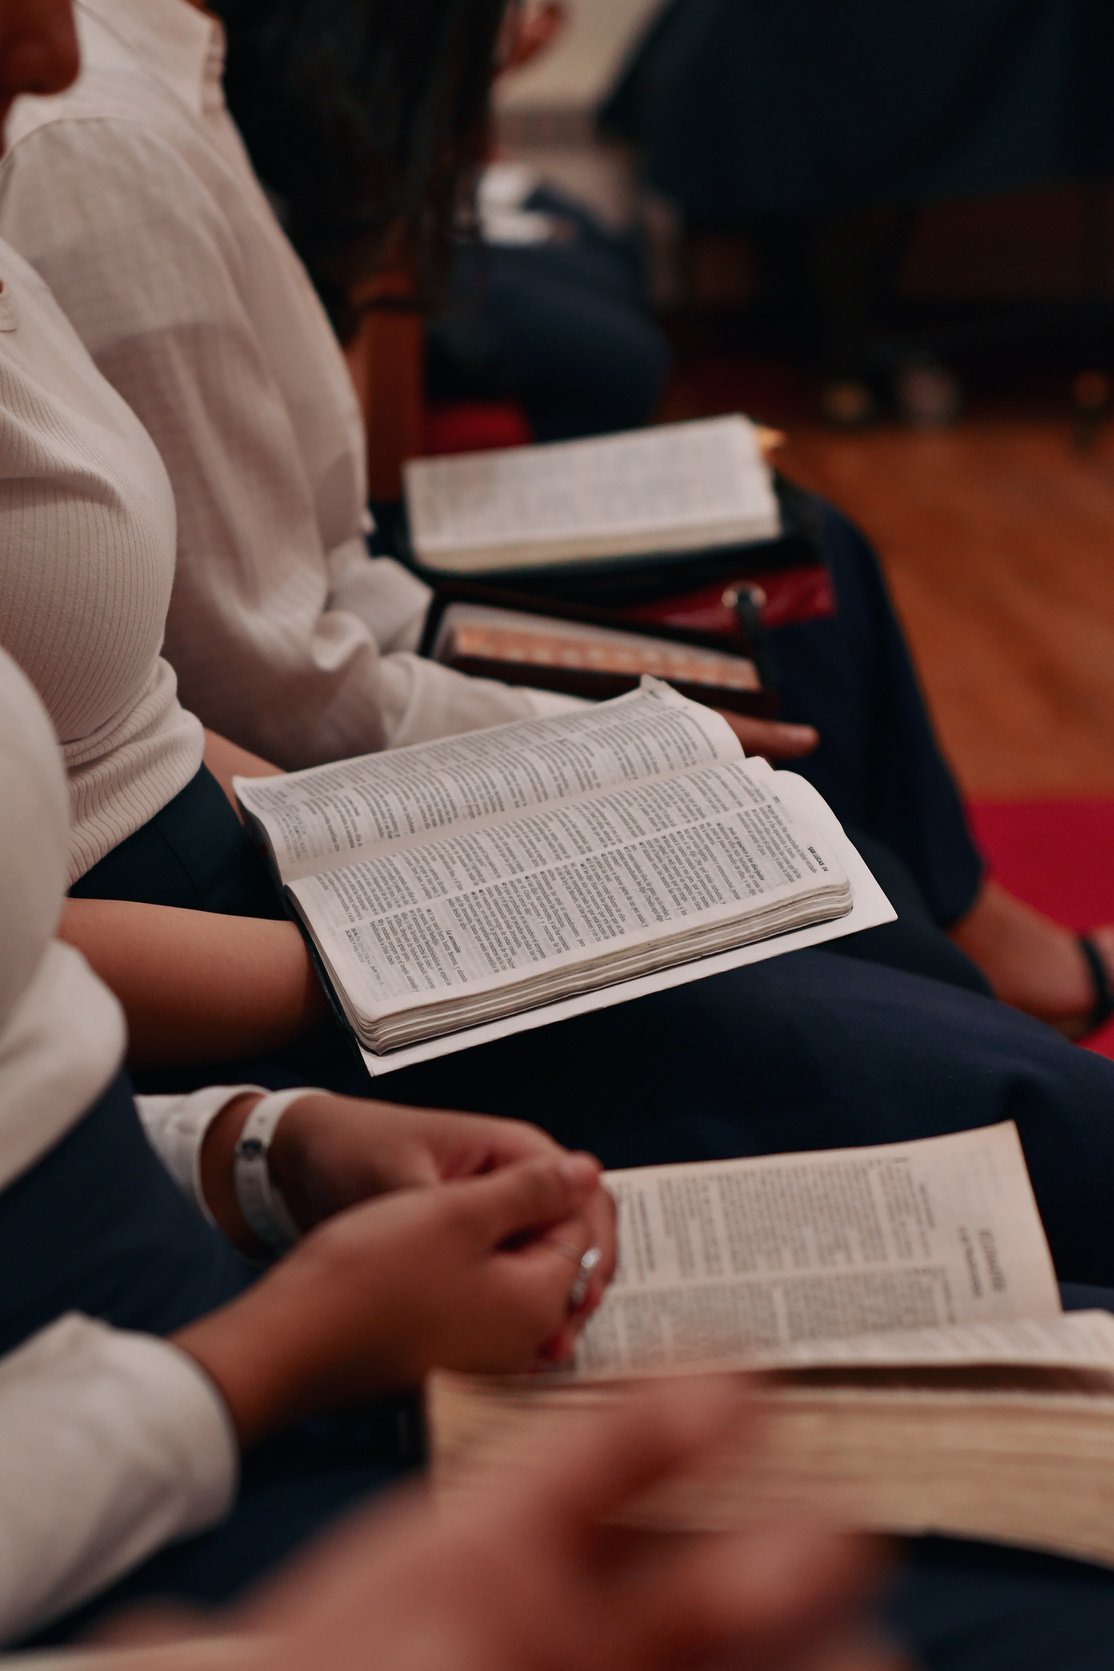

{"left": 235, "top": 682, "right": 892, "bottom": 1076}
{"left": 403, "top": 416, "right": 782, "bottom": 577}
{"left": 430, "top": 1124, "right": 1114, "bottom": 1568}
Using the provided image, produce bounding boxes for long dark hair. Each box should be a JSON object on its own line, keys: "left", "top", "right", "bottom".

{"left": 215, "top": 0, "right": 511, "bottom": 340}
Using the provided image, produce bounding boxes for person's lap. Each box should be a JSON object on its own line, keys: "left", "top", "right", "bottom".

{"left": 386, "top": 947, "right": 1114, "bottom": 1286}
{"left": 71, "top": 771, "right": 1114, "bottom": 1287}
{"left": 769, "top": 493, "right": 985, "bottom": 927}
{"left": 48, "top": 825, "right": 1114, "bottom": 1660}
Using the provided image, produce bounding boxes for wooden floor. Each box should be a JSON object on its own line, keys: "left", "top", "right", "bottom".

{"left": 773, "top": 415, "right": 1114, "bottom": 799}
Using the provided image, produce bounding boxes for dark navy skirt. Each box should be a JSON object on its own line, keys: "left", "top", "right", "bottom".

{"left": 15, "top": 1081, "right": 1114, "bottom": 1667}
{"left": 66, "top": 767, "right": 1114, "bottom": 1287}
{"left": 47, "top": 802, "right": 1114, "bottom": 1665}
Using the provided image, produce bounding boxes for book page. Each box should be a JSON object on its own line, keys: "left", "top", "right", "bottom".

{"left": 404, "top": 416, "right": 780, "bottom": 573}
{"left": 289, "top": 758, "right": 849, "bottom": 1020}
{"left": 574, "top": 1125, "right": 1060, "bottom": 1376}
{"left": 235, "top": 682, "right": 739, "bottom": 884}
{"left": 354, "top": 769, "right": 895, "bottom": 1075}
{"left": 760, "top": 1312, "right": 1114, "bottom": 1373}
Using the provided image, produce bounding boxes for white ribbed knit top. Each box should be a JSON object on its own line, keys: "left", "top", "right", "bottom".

{"left": 0, "top": 0, "right": 571, "bottom": 773}
{"left": 0, "top": 241, "right": 202, "bottom": 882}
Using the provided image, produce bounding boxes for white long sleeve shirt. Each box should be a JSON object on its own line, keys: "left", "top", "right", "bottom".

{"left": 0, "top": 650, "right": 316, "bottom": 1642}
{"left": 0, "top": 0, "right": 573, "bottom": 773}
{"left": 0, "top": 1077, "right": 317, "bottom": 1644}
{"left": 0, "top": 1316, "right": 238, "bottom": 1644}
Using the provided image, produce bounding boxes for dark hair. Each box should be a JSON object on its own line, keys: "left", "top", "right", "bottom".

{"left": 214, "top": 0, "right": 511, "bottom": 341}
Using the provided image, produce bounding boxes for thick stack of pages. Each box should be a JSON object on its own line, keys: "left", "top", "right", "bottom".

{"left": 427, "top": 601, "right": 768, "bottom": 713}
{"left": 430, "top": 1125, "right": 1114, "bottom": 1569}
{"left": 236, "top": 682, "right": 893, "bottom": 1075}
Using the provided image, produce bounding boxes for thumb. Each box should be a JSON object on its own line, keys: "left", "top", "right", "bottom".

{"left": 462, "top": 1153, "right": 601, "bottom": 1248}
{"left": 741, "top": 719, "right": 820, "bottom": 760}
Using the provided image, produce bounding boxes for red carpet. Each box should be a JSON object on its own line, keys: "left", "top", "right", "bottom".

{"left": 970, "top": 802, "right": 1114, "bottom": 1059}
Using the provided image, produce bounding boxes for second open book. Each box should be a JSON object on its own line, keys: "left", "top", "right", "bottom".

{"left": 430, "top": 1124, "right": 1114, "bottom": 1568}
{"left": 235, "top": 682, "right": 893, "bottom": 1075}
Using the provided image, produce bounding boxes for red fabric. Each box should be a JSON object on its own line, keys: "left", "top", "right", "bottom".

{"left": 970, "top": 801, "right": 1114, "bottom": 1059}
{"left": 424, "top": 402, "right": 532, "bottom": 456}
{"left": 626, "top": 563, "right": 835, "bottom": 636}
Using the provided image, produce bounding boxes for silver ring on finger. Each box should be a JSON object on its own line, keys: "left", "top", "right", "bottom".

{"left": 568, "top": 1244, "right": 603, "bottom": 1312}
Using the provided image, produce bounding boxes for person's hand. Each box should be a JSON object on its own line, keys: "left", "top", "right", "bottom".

{"left": 200, "top": 1094, "right": 616, "bottom": 1335}
{"left": 102, "top": 1380, "right": 903, "bottom": 1671}
{"left": 268, "top": 1095, "right": 615, "bottom": 1320}
{"left": 715, "top": 709, "right": 820, "bottom": 762}
{"left": 174, "top": 1155, "right": 606, "bottom": 1445}
{"left": 498, "top": 1, "right": 567, "bottom": 76}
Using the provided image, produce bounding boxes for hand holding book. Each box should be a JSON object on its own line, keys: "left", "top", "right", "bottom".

{"left": 432, "top": 1125, "right": 1114, "bottom": 1568}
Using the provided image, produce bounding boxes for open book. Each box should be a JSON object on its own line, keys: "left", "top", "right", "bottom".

{"left": 235, "top": 682, "right": 893, "bottom": 1076}
{"left": 403, "top": 416, "right": 781, "bottom": 576}
{"left": 430, "top": 1124, "right": 1114, "bottom": 1568}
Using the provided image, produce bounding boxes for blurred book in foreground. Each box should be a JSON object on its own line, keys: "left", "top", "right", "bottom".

{"left": 431, "top": 1124, "right": 1114, "bottom": 1568}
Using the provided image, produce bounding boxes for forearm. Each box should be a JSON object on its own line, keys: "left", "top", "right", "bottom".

{"left": 172, "top": 1242, "right": 370, "bottom": 1450}
{"left": 59, "top": 899, "right": 329, "bottom": 1068}
{"left": 203, "top": 729, "right": 281, "bottom": 813}
{"left": 180, "top": 614, "right": 579, "bottom": 768}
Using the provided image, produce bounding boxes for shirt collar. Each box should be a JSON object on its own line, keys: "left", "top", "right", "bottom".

{"left": 77, "top": 0, "right": 225, "bottom": 116}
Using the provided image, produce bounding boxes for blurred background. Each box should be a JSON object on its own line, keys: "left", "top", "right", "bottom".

{"left": 493, "top": 0, "right": 1114, "bottom": 823}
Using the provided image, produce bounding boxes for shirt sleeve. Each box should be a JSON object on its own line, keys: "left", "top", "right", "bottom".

{"left": 134, "top": 1086, "right": 264, "bottom": 1220}
{"left": 0, "top": 121, "right": 581, "bottom": 766}
{"left": 136, "top": 1087, "right": 318, "bottom": 1225}
{"left": 0, "top": 1315, "right": 238, "bottom": 1641}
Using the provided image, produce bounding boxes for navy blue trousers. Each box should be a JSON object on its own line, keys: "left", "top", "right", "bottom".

{"left": 58, "top": 780, "right": 1114, "bottom": 1663}
{"left": 770, "top": 493, "right": 984, "bottom": 927}
{"left": 71, "top": 767, "right": 1114, "bottom": 1290}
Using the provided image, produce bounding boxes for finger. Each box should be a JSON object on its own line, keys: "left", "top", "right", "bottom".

{"left": 756, "top": 424, "right": 788, "bottom": 456}
{"left": 461, "top": 1153, "right": 602, "bottom": 1248}
{"left": 537, "top": 1327, "right": 578, "bottom": 1365}
{"left": 484, "top": 1118, "right": 564, "bottom": 1170}
{"left": 533, "top": 1154, "right": 614, "bottom": 1315}
{"left": 88, "top": 1601, "right": 213, "bottom": 1648}
{"left": 576, "top": 1183, "right": 617, "bottom": 1313}
{"left": 722, "top": 715, "right": 820, "bottom": 760}
{"left": 788, "top": 1629, "right": 911, "bottom": 1671}
{"left": 424, "top": 1110, "right": 559, "bottom": 1181}
{"left": 500, "top": 1217, "right": 596, "bottom": 1344}
{"left": 632, "top": 1519, "right": 884, "bottom": 1670}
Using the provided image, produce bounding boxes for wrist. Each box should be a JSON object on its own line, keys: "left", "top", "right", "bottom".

{"left": 234, "top": 1091, "right": 314, "bottom": 1254}
{"left": 200, "top": 1089, "right": 319, "bottom": 1255}
{"left": 172, "top": 1266, "right": 329, "bottom": 1448}
{"left": 175, "top": 1225, "right": 401, "bottom": 1446}
{"left": 264, "top": 1090, "right": 340, "bottom": 1231}
{"left": 199, "top": 1091, "right": 266, "bottom": 1251}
